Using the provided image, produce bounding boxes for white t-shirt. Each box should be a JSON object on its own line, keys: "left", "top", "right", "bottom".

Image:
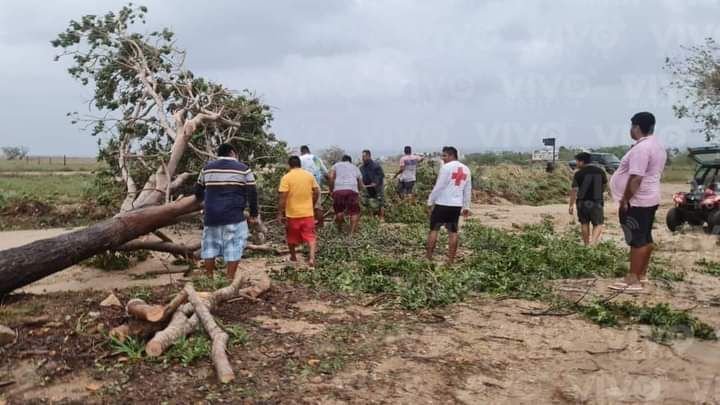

{"left": 427, "top": 160, "right": 472, "bottom": 208}
{"left": 332, "top": 161, "right": 362, "bottom": 193}
{"left": 399, "top": 154, "right": 423, "bottom": 182}
{"left": 300, "top": 154, "right": 328, "bottom": 185}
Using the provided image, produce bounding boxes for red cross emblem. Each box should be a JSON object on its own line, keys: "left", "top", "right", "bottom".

{"left": 451, "top": 167, "right": 467, "bottom": 186}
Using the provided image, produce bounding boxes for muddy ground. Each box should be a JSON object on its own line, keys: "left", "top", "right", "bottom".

{"left": 1, "top": 183, "right": 720, "bottom": 404}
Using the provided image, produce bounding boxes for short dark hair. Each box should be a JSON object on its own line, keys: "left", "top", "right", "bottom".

{"left": 288, "top": 156, "right": 301, "bottom": 168}
{"left": 404, "top": 146, "right": 412, "bottom": 154}
{"left": 342, "top": 155, "right": 352, "bottom": 163}
{"left": 362, "top": 150, "right": 371, "bottom": 157}
{"left": 442, "top": 146, "right": 458, "bottom": 159}
{"left": 300, "top": 145, "right": 310, "bottom": 154}
{"left": 631, "top": 112, "right": 655, "bottom": 135}
{"left": 217, "top": 143, "right": 237, "bottom": 157}
{"left": 575, "top": 152, "right": 591, "bottom": 164}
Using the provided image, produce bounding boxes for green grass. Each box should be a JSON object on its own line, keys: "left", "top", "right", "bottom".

{"left": 0, "top": 174, "right": 93, "bottom": 204}
{"left": 696, "top": 258, "right": 720, "bottom": 276}
{"left": 0, "top": 157, "right": 99, "bottom": 172}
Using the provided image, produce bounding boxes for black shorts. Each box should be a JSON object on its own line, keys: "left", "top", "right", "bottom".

{"left": 577, "top": 200, "right": 604, "bottom": 226}
{"left": 430, "top": 205, "right": 462, "bottom": 233}
{"left": 398, "top": 181, "right": 416, "bottom": 196}
{"left": 620, "top": 205, "right": 658, "bottom": 248}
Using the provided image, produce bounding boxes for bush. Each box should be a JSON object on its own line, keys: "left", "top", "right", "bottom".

{"left": 1, "top": 146, "right": 29, "bottom": 160}
{"left": 473, "top": 164, "right": 573, "bottom": 205}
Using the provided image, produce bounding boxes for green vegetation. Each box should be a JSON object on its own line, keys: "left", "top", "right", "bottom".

{"left": 277, "top": 218, "right": 713, "bottom": 341}
{"left": 165, "top": 335, "right": 212, "bottom": 366}
{"left": 0, "top": 174, "right": 93, "bottom": 204}
{"left": 465, "top": 151, "right": 531, "bottom": 166}
{"left": 580, "top": 301, "right": 716, "bottom": 342}
{"left": 109, "top": 336, "right": 145, "bottom": 360}
{"left": 696, "top": 258, "right": 720, "bottom": 276}
{"left": 0, "top": 156, "right": 99, "bottom": 172}
{"left": 193, "top": 273, "right": 230, "bottom": 291}
{"left": 86, "top": 250, "right": 149, "bottom": 271}
{"left": 473, "top": 164, "right": 573, "bottom": 205}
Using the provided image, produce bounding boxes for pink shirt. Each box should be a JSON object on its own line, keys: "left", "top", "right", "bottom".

{"left": 610, "top": 135, "right": 667, "bottom": 207}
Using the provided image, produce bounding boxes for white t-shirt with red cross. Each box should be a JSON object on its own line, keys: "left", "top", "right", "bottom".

{"left": 428, "top": 160, "right": 472, "bottom": 208}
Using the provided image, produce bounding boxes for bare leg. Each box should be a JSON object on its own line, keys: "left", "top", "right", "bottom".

{"left": 591, "top": 224, "right": 605, "bottom": 245}
{"left": 349, "top": 214, "right": 360, "bottom": 235}
{"left": 307, "top": 240, "right": 317, "bottom": 267}
{"left": 378, "top": 207, "right": 385, "bottom": 221}
{"left": 335, "top": 213, "right": 345, "bottom": 232}
{"left": 288, "top": 244, "right": 298, "bottom": 262}
{"left": 426, "top": 230, "right": 439, "bottom": 260}
{"left": 203, "top": 259, "right": 216, "bottom": 278}
{"left": 581, "top": 224, "right": 591, "bottom": 246}
{"left": 226, "top": 261, "right": 239, "bottom": 280}
{"left": 448, "top": 232, "right": 459, "bottom": 264}
{"left": 625, "top": 246, "right": 651, "bottom": 285}
{"left": 315, "top": 208, "right": 325, "bottom": 228}
{"left": 639, "top": 244, "right": 653, "bottom": 280}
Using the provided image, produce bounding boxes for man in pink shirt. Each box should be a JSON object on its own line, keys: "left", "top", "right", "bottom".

{"left": 609, "top": 112, "right": 667, "bottom": 292}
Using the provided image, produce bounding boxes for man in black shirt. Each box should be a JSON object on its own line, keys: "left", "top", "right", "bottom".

{"left": 569, "top": 152, "right": 607, "bottom": 245}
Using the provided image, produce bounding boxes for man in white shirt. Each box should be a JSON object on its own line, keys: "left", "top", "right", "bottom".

{"left": 299, "top": 145, "right": 329, "bottom": 227}
{"left": 426, "top": 146, "right": 472, "bottom": 264}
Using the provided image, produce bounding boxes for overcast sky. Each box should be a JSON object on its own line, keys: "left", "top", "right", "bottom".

{"left": 1, "top": 0, "right": 718, "bottom": 156}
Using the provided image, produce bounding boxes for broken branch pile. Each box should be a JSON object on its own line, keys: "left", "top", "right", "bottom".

{"left": 110, "top": 266, "right": 271, "bottom": 383}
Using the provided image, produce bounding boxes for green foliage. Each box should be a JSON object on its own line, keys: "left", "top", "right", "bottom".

{"left": 53, "top": 4, "right": 286, "bottom": 209}
{"left": 696, "top": 258, "right": 720, "bottom": 276}
{"left": 193, "top": 273, "right": 229, "bottom": 291}
{"left": 465, "top": 151, "right": 531, "bottom": 166}
{"left": 86, "top": 250, "right": 149, "bottom": 271}
{"left": 109, "top": 336, "right": 145, "bottom": 360}
{"left": 666, "top": 37, "right": 720, "bottom": 141}
{"left": 165, "top": 335, "right": 211, "bottom": 366}
{"left": 0, "top": 174, "right": 93, "bottom": 204}
{"left": 221, "top": 323, "right": 249, "bottom": 347}
{"left": 384, "top": 201, "right": 427, "bottom": 224}
{"left": 580, "top": 301, "right": 717, "bottom": 342}
{"left": 127, "top": 286, "right": 153, "bottom": 301}
{"left": 473, "top": 164, "right": 573, "bottom": 205}
{"left": 278, "top": 219, "right": 627, "bottom": 309}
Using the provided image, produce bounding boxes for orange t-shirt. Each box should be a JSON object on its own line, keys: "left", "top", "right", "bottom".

{"left": 278, "top": 168, "right": 319, "bottom": 218}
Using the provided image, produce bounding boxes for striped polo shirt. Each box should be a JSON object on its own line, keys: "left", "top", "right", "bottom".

{"left": 194, "top": 157, "right": 259, "bottom": 226}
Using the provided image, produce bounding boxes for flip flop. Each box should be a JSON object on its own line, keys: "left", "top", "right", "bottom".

{"left": 608, "top": 283, "right": 644, "bottom": 293}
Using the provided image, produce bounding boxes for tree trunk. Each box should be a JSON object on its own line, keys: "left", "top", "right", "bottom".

{"left": 0, "top": 197, "right": 201, "bottom": 296}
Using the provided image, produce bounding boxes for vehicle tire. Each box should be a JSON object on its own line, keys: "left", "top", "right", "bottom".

{"left": 709, "top": 210, "right": 720, "bottom": 235}
{"left": 666, "top": 208, "right": 684, "bottom": 232}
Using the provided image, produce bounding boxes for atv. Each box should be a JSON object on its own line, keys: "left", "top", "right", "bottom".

{"left": 666, "top": 146, "right": 720, "bottom": 233}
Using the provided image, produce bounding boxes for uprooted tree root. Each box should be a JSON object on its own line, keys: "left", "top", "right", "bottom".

{"left": 110, "top": 266, "right": 271, "bottom": 383}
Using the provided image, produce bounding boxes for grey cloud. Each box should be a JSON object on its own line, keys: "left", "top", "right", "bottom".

{"left": 0, "top": 0, "right": 716, "bottom": 156}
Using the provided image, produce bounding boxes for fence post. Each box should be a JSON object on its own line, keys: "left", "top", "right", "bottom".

{"left": 49, "top": 157, "right": 52, "bottom": 165}
{"left": 64, "top": 155, "right": 67, "bottom": 166}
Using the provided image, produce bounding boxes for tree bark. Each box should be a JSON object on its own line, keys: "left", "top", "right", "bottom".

{"left": 0, "top": 197, "right": 201, "bottom": 296}
{"left": 185, "top": 283, "right": 234, "bottom": 383}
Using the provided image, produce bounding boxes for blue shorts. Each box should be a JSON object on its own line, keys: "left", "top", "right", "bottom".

{"left": 201, "top": 221, "right": 248, "bottom": 262}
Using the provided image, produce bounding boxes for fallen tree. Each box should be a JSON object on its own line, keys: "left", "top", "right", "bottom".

{"left": 0, "top": 196, "right": 200, "bottom": 296}
{"left": 0, "top": 4, "right": 287, "bottom": 294}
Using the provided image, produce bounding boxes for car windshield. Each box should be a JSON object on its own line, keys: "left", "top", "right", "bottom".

{"left": 603, "top": 154, "right": 620, "bottom": 163}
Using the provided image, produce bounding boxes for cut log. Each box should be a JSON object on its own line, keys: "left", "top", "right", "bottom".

{"left": 109, "top": 318, "right": 168, "bottom": 342}
{"left": 0, "top": 196, "right": 201, "bottom": 296}
{"left": 0, "top": 325, "right": 16, "bottom": 346}
{"left": 185, "top": 283, "right": 234, "bottom": 383}
{"left": 146, "top": 266, "right": 270, "bottom": 357}
{"left": 126, "top": 298, "right": 165, "bottom": 323}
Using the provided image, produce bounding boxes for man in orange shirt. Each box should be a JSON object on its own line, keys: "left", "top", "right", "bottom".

{"left": 277, "top": 156, "right": 320, "bottom": 267}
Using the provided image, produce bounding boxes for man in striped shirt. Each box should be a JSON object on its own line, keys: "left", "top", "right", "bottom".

{"left": 195, "top": 143, "right": 258, "bottom": 280}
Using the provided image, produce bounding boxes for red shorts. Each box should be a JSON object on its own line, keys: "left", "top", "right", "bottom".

{"left": 332, "top": 190, "right": 360, "bottom": 216}
{"left": 286, "top": 216, "right": 316, "bottom": 245}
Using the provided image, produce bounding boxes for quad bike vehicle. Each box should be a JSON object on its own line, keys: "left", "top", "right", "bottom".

{"left": 666, "top": 146, "right": 720, "bottom": 233}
